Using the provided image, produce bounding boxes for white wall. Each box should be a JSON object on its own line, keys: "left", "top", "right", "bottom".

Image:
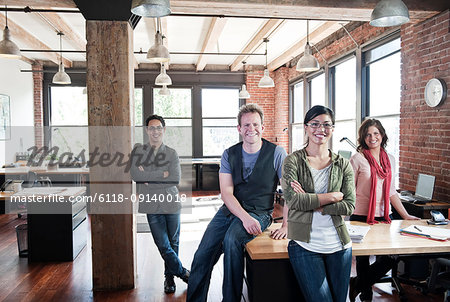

{"left": 0, "top": 58, "right": 34, "bottom": 166}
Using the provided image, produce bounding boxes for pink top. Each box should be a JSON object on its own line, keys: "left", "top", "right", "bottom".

{"left": 350, "top": 152, "right": 398, "bottom": 217}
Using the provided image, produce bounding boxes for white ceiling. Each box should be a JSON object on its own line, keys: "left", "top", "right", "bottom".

{"left": 0, "top": 1, "right": 445, "bottom": 71}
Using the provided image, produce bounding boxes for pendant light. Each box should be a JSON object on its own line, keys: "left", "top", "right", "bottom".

{"left": 0, "top": 5, "right": 21, "bottom": 59}
{"left": 370, "top": 0, "right": 410, "bottom": 27}
{"left": 131, "top": 0, "right": 171, "bottom": 18}
{"left": 239, "top": 84, "right": 250, "bottom": 99}
{"left": 159, "top": 85, "right": 170, "bottom": 96}
{"left": 296, "top": 20, "right": 319, "bottom": 73}
{"left": 239, "top": 61, "right": 250, "bottom": 99}
{"left": 147, "top": 17, "right": 170, "bottom": 63}
{"left": 258, "top": 38, "right": 274, "bottom": 88}
{"left": 155, "top": 63, "right": 172, "bottom": 86}
{"left": 52, "top": 32, "right": 71, "bottom": 85}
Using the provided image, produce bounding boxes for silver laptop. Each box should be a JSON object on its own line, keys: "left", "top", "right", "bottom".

{"left": 401, "top": 173, "right": 435, "bottom": 203}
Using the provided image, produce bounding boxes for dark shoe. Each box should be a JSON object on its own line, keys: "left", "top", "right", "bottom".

{"left": 164, "top": 276, "right": 176, "bottom": 294}
{"left": 180, "top": 269, "right": 190, "bottom": 284}
{"left": 349, "top": 277, "right": 360, "bottom": 302}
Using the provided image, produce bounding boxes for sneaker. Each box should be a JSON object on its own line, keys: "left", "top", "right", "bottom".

{"left": 164, "top": 276, "right": 176, "bottom": 294}
{"left": 180, "top": 269, "right": 190, "bottom": 284}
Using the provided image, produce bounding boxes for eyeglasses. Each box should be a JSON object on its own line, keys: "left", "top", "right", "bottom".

{"left": 147, "top": 126, "right": 164, "bottom": 132}
{"left": 306, "top": 122, "right": 334, "bottom": 129}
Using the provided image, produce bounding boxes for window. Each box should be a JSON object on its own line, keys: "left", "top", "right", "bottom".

{"left": 310, "top": 73, "right": 325, "bottom": 107}
{"left": 201, "top": 88, "right": 240, "bottom": 157}
{"left": 134, "top": 87, "right": 144, "bottom": 144}
{"left": 50, "top": 86, "right": 88, "bottom": 156}
{"left": 332, "top": 57, "right": 357, "bottom": 153}
{"left": 153, "top": 88, "right": 192, "bottom": 157}
{"left": 291, "top": 81, "right": 305, "bottom": 151}
{"left": 364, "top": 37, "right": 401, "bottom": 185}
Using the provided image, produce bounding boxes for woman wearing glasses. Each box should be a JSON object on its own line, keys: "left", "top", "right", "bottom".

{"left": 349, "top": 119, "right": 418, "bottom": 302}
{"left": 281, "top": 105, "right": 355, "bottom": 302}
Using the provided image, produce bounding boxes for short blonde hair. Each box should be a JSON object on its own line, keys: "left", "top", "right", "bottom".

{"left": 237, "top": 103, "right": 264, "bottom": 126}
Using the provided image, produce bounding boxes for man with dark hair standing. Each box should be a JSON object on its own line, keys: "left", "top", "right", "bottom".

{"left": 131, "top": 114, "right": 189, "bottom": 294}
{"left": 187, "top": 104, "right": 288, "bottom": 302}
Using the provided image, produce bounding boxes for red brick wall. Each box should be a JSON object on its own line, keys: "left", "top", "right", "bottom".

{"left": 245, "top": 69, "right": 276, "bottom": 143}
{"left": 32, "top": 62, "right": 44, "bottom": 148}
{"left": 244, "top": 68, "right": 289, "bottom": 152}
{"left": 273, "top": 67, "right": 289, "bottom": 151}
{"left": 399, "top": 10, "right": 450, "bottom": 201}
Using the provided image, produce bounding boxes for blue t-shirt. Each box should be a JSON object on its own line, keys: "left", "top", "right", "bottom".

{"left": 220, "top": 145, "right": 287, "bottom": 181}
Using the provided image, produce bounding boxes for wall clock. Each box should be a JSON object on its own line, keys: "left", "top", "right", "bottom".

{"left": 424, "top": 78, "right": 447, "bottom": 107}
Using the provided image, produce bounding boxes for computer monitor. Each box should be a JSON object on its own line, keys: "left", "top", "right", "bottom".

{"left": 415, "top": 173, "right": 435, "bottom": 200}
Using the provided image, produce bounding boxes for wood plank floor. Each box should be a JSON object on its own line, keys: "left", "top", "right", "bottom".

{"left": 0, "top": 213, "right": 445, "bottom": 302}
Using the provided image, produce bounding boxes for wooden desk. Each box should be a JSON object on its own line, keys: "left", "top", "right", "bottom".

{"left": 245, "top": 221, "right": 450, "bottom": 302}
{"left": 401, "top": 201, "right": 450, "bottom": 219}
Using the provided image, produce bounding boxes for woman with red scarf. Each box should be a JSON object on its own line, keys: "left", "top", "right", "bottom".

{"left": 349, "top": 119, "right": 419, "bottom": 302}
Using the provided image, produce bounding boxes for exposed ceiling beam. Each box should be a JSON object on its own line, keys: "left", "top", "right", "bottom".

{"left": 37, "top": 12, "right": 86, "bottom": 52}
{"left": 196, "top": 17, "right": 227, "bottom": 71}
{"left": 230, "top": 19, "right": 283, "bottom": 71}
{"left": 0, "top": 0, "right": 76, "bottom": 8}
{"left": 170, "top": 0, "right": 447, "bottom": 22}
{"left": 0, "top": 13, "right": 72, "bottom": 67}
{"left": 267, "top": 21, "right": 345, "bottom": 71}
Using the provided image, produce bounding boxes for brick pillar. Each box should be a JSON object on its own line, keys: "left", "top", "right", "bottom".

{"left": 274, "top": 67, "right": 289, "bottom": 151}
{"left": 32, "top": 62, "right": 44, "bottom": 148}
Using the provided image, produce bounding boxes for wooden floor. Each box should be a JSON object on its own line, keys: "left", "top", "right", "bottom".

{"left": 0, "top": 212, "right": 445, "bottom": 302}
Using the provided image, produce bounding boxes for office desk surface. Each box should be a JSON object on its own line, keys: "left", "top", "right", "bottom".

{"left": 0, "top": 167, "right": 89, "bottom": 175}
{"left": 246, "top": 220, "right": 450, "bottom": 260}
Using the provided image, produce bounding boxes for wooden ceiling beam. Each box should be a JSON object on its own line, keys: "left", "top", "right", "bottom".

{"left": 196, "top": 17, "right": 227, "bottom": 71}
{"left": 0, "top": 14, "right": 72, "bottom": 67}
{"left": 267, "top": 21, "right": 344, "bottom": 71}
{"left": 0, "top": 0, "right": 76, "bottom": 9}
{"left": 37, "top": 12, "right": 86, "bottom": 52}
{"left": 171, "top": 0, "right": 447, "bottom": 22}
{"left": 230, "top": 19, "right": 283, "bottom": 71}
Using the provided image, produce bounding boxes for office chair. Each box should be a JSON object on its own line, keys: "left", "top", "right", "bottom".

{"left": 428, "top": 258, "right": 450, "bottom": 301}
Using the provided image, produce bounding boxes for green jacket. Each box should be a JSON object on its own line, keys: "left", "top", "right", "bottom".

{"left": 281, "top": 148, "right": 355, "bottom": 246}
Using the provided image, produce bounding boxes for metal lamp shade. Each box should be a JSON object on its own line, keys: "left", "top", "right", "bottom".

{"left": 258, "top": 69, "right": 274, "bottom": 88}
{"left": 131, "top": 0, "right": 171, "bottom": 17}
{"left": 0, "top": 27, "right": 21, "bottom": 59}
{"left": 159, "top": 85, "right": 171, "bottom": 96}
{"left": 296, "top": 43, "right": 319, "bottom": 72}
{"left": 147, "top": 32, "right": 170, "bottom": 63}
{"left": 239, "top": 84, "right": 250, "bottom": 99}
{"left": 155, "top": 65, "right": 172, "bottom": 86}
{"left": 370, "top": 0, "right": 410, "bottom": 27}
{"left": 52, "top": 63, "right": 71, "bottom": 85}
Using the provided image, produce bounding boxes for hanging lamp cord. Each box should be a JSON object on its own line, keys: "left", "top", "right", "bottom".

{"left": 5, "top": 5, "right": 8, "bottom": 28}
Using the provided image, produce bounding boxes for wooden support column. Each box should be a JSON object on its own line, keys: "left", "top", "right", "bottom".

{"left": 86, "top": 20, "right": 135, "bottom": 290}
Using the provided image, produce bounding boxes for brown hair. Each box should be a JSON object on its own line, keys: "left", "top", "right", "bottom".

{"left": 357, "top": 118, "right": 388, "bottom": 152}
{"left": 237, "top": 103, "right": 264, "bottom": 126}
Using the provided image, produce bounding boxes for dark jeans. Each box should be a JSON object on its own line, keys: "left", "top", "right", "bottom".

{"left": 288, "top": 240, "right": 352, "bottom": 302}
{"left": 350, "top": 214, "right": 396, "bottom": 300}
{"left": 147, "top": 213, "right": 185, "bottom": 278}
{"left": 186, "top": 206, "right": 272, "bottom": 302}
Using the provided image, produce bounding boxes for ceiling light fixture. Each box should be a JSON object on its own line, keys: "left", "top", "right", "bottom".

{"left": 0, "top": 5, "right": 21, "bottom": 59}
{"left": 52, "top": 32, "right": 71, "bottom": 85}
{"left": 370, "top": 0, "right": 409, "bottom": 27}
{"left": 147, "top": 17, "right": 170, "bottom": 63}
{"left": 239, "top": 84, "right": 250, "bottom": 99}
{"left": 258, "top": 38, "right": 274, "bottom": 88}
{"left": 159, "top": 85, "right": 170, "bottom": 96}
{"left": 131, "top": 0, "right": 171, "bottom": 18}
{"left": 155, "top": 63, "right": 172, "bottom": 86}
{"left": 296, "top": 20, "right": 320, "bottom": 73}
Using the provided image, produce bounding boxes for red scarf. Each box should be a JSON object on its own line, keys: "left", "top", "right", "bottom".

{"left": 362, "top": 148, "right": 392, "bottom": 225}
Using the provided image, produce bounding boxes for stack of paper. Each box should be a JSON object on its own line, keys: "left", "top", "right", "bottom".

{"left": 400, "top": 225, "right": 450, "bottom": 241}
{"left": 346, "top": 223, "right": 371, "bottom": 243}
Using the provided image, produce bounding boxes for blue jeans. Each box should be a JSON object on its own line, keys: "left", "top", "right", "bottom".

{"left": 187, "top": 206, "right": 271, "bottom": 302}
{"left": 288, "top": 240, "right": 352, "bottom": 302}
{"left": 147, "top": 213, "right": 185, "bottom": 278}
